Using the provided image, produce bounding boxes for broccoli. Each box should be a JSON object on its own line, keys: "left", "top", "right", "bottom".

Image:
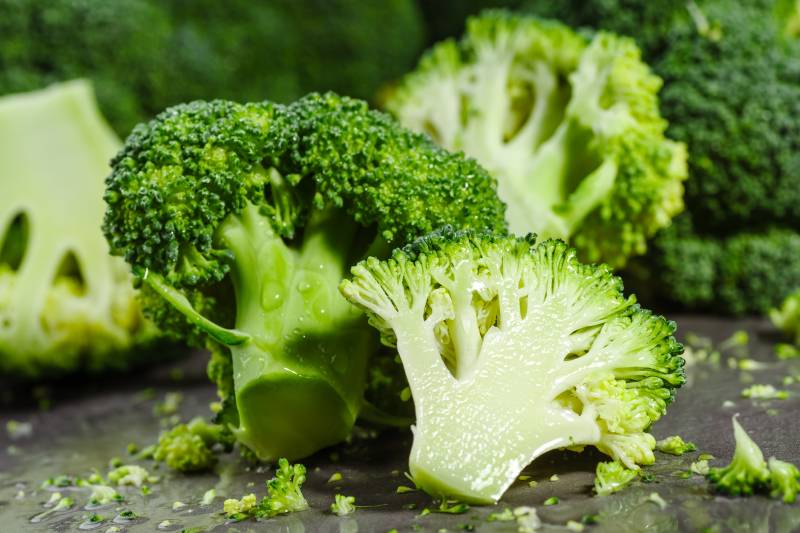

{"left": 223, "top": 458, "right": 309, "bottom": 521}
{"left": 103, "top": 92, "right": 506, "bottom": 461}
{"left": 340, "top": 228, "right": 684, "bottom": 503}
{"left": 771, "top": 289, "right": 800, "bottom": 346}
{"left": 0, "top": 80, "right": 155, "bottom": 377}
{"left": 594, "top": 461, "right": 638, "bottom": 496}
{"left": 330, "top": 494, "right": 357, "bottom": 516}
{"left": 153, "top": 418, "right": 234, "bottom": 472}
{"left": 655, "top": 435, "right": 697, "bottom": 456}
{"left": 522, "top": 0, "right": 800, "bottom": 314}
{"left": 708, "top": 416, "right": 800, "bottom": 502}
{"left": 387, "top": 11, "right": 687, "bottom": 268}
{"left": 1, "top": 0, "right": 425, "bottom": 136}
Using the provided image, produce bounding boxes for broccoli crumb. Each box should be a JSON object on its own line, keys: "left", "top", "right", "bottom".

{"left": 487, "top": 508, "right": 514, "bottom": 522}
{"left": 543, "top": 496, "right": 559, "bottom": 506}
{"left": 327, "top": 472, "right": 343, "bottom": 483}
{"left": 330, "top": 494, "right": 356, "bottom": 516}
{"left": 656, "top": 435, "right": 697, "bottom": 455}
{"left": 646, "top": 492, "right": 668, "bottom": 510}
{"left": 741, "top": 384, "right": 790, "bottom": 400}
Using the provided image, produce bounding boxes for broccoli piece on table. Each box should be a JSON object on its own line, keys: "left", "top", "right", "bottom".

{"left": 387, "top": 11, "right": 687, "bottom": 268}
{"left": 224, "top": 458, "right": 309, "bottom": 521}
{"left": 655, "top": 435, "right": 696, "bottom": 456}
{"left": 341, "top": 228, "right": 684, "bottom": 502}
{"left": 594, "top": 461, "right": 638, "bottom": 496}
{"left": 153, "top": 418, "right": 233, "bottom": 472}
{"left": 0, "top": 80, "right": 155, "bottom": 378}
{"left": 708, "top": 416, "right": 800, "bottom": 502}
{"left": 770, "top": 289, "right": 800, "bottom": 346}
{"left": 103, "top": 92, "right": 506, "bottom": 461}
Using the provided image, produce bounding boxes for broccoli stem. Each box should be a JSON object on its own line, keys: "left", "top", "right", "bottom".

{"left": 216, "top": 203, "right": 373, "bottom": 460}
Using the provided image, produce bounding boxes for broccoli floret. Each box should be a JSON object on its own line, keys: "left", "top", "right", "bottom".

{"left": 107, "top": 465, "right": 157, "bottom": 488}
{"left": 769, "top": 458, "right": 800, "bottom": 504}
{"left": 387, "top": 11, "right": 687, "bottom": 268}
{"left": 224, "top": 458, "right": 309, "bottom": 521}
{"left": 330, "top": 494, "right": 357, "bottom": 516}
{"left": 0, "top": 81, "right": 155, "bottom": 377}
{"left": 708, "top": 416, "right": 800, "bottom": 502}
{"left": 0, "top": 0, "right": 171, "bottom": 135}
{"left": 341, "top": 229, "right": 684, "bottom": 503}
{"left": 103, "top": 93, "right": 505, "bottom": 461}
{"left": 771, "top": 289, "right": 800, "bottom": 346}
{"left": 153, "top": 418, "right": 233, "bottom": 472}
{"left": 655, "top": 435, "right": 697, "bottom": 456}
{"left": 594, "top": 461, "right": 638, "bottom": 496}
{"left": 628, "top": 215, "right": 800, "bottom": 314}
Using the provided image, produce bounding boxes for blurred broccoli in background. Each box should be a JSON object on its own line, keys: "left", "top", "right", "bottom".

{"left": 517, "top": 0, "right": 800, "bottom": 314}
{"left": 0, "top": 0, "right": 425, "bottom": 135}
{"left": 0, "top": 81, "right": 156, "bottom": 378}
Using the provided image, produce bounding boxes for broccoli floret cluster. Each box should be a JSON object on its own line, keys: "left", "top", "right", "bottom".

{"left": 0, "top": 81, "right": 155, "bottom": 377}
{"left": 1, "top": 0, "right": 424, "bottom": 135}
{"left": 223, "top": 458, "right": 309, "bottom": 521}
{"left": 103, "top": 92, "right": 506, "bottom": 461}
{"left": 708, "top": 416, "right": 800, "bottom": 503}
{"left": 152, "top": 418, "right": 234, "bottom": 472}
{"left": 341, "top": 228, "right": 684, "bottom": 502}
{"left": 387, "top": 11, "right": 687, "bottom": 268}
{"left": 520, "top": 0, "right": 800, "bottom": 313}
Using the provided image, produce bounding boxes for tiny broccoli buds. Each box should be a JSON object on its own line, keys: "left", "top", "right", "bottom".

{"left": 341, "top": 229, "right": 684, "bottom": 503}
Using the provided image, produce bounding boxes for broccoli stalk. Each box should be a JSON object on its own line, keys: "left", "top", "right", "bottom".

{"left": 341, "top": 229, "right": 684, "bottom": 503}
{"left": 103, "top": 93, "right": 506, "bottom": 461}
{"left": 0, "top": 80, "right": 154, "bottom": 377}
{"left": 387, "top": 11, "right": 687, "bottom": 268}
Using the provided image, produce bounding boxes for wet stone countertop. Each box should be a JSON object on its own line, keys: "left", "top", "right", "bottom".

{"left": 1, "top": 315, "right": 799, "bottom": 532}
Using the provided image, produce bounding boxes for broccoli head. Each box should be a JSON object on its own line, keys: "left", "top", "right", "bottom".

{"left": 387, "top": 11, "right": 687, "bottom": 268}
{"left": 341, "top": 228, "right": 684, "bottom": 502}
{"left": 103, "top": 93, "right": 506, "bottom": 461}
{"left": 0, "top": 81, "right": 155, "bottom": 377}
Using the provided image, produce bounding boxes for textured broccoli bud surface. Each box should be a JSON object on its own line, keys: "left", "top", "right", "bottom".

{"left": 103, "top": 93, "right": 506, "bottom": 461}
{"left": 387, "top": 11, "right": 687, "bottom": 268}
{"left": 0, "top": 80, "right": 155, "bottom": 377}
{"left": 341, "top": 229, "right": 684, "bottom": 503}
{"left": 153, "top": 418, "right": 233, "bottom": 472}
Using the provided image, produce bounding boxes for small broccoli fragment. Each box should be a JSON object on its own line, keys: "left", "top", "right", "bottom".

{"left": 341, "top": 229, "right": 684, "bottom": 503}
{"left": 707, "top": 416, "right": 770, "bottom": 496}
{"left": 88, "top": 484, "right": 122, "bottom": 506}
{"left": 388, "top": 10, "right": 687, "bottom": 268}
{"left": 771, "top": 290, "right": 800, "bottom": 346}
{"left": 330, "top": 494, "right": 356, "bottom": 516}
{"left": 0, "top": 81, "right": 156, "bottom": 378}
{"left": 768, "top": 458, "right": 800, "bottom": 504}
{"left": 201, "top": 489, "right": 217, "bottom": 506}
{"left": 741, "top": 385, "right": 790, "bottom": 401}
{"left": 103, "top": 93, "right": 505, "bottom": 461}
{"left": 153, "top": 418, "right": 233, "bottom": 472}
{"left": 488, "top": 508, "right": 515, "bottom": 521}
{"left": 223, "top": 459, "right": 309, "bottom": 521}
{"left": 594, "top": 461, "right": 638, "bottom": 496}
{"left": 107, "top": 465, "right": 157, "bottom": 488}
{"left": 655, "top": 435, "right": 697, "bottom": 456}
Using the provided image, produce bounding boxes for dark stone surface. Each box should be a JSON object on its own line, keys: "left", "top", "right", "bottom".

{"left": 1, "top": 316, "right": 799, "bottom": 532}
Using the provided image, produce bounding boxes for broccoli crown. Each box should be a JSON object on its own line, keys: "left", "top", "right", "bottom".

{"left": 628, "top": 214, "right": 800, "bottom": 314}
{"left": 341, "top": 228, "right": 684, "bottom": 503}
{"left": 771, "top": 289, "right": 800, "bottom": 345}
{"left": 1, "top": 0, "right": 425, "bottom": 136}
{"left": 654, "top": 0, "right": 800, "bottom": 233}
{"left": 387, "top": 10, "right": 687, "bottom": 268}
{"left": 0, "top": 0, "right": 171, "bottom": 134}
{"left": 103, "top": 93, "right": 505, "bottom": 461}
{"left": 707, "top": 416, "right": 800, "bottom": 502}
{"left": 0, "top": 81, "right": 155, "bottom": 377}
{"left": 594, "top": 461, "right": 638, "bottom": 496}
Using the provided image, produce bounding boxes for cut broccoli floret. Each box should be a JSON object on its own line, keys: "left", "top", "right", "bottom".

{"left": 655, "top": 435, "right": 696, "bottom": 456}
{"left": 771, "top": 289, "right": 800, "bottom": 346}
{"left": 387, "top": 11, "right": 687, "bottom": 268}
{"left": 103, "top": 93, "right": 505, "bottom": 461}
{"left": 153, "top": 418, "right": 233, "bottom": 472}
{"left": 594, "top": 461, "right": 638, "bottom": 496}
{"left": 768, "top": 458, "right": 800, "bottom": 504}
{"left": 341, "top": 229, "right": 684, "bottom": 503}
{"left": 0, "top": 81, "right": 155, "bottom": 377}
{"left": 224, "top": 458, "right": 309, "bottom": 521}
{"left": 707, "top": 416, "right": 770, "bottom": 497}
